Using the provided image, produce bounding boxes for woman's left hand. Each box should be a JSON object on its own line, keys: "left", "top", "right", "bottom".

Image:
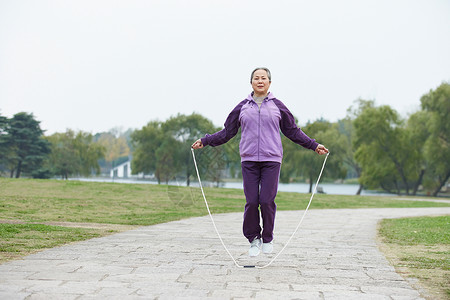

{"left": 315, "top": 144, "right": 329, "bottom": 155}
{"left": 191, "top": 139, "right": 204, "bottom": 149}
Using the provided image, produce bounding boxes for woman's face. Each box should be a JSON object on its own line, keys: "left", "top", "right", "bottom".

{"left": 251, "top": 69, "right": 271, "bottom": 97}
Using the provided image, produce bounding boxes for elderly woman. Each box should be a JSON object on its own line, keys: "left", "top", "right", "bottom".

{"left": 192, "top": 67, "right": 328, "bottom": 257}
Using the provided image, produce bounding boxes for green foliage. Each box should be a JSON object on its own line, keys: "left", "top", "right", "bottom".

{"left": 0, "top": 112, "right": 50, "bottom": 178}
{"left": 2, "top": 82, "right": 448, "bottom": 197}
{"left": 420, "top": 82, "right": 450, "bottom": 196}
{"left": 155, "top": 137, "right": 182, "bottom": 184}
{"left": 349, "top": 83, "right": 448, "bottom": 196}
{"left": 353, "top": 101, "right": 425, "bottom": 195}
{"left": 195, "top": 146, "right": 228, "bottom": 186}
{"left": 131, "top": 121, "right": 163, "bottom": 177}
{"left": 132, "top": 113, "right": 218, "bottom": 185}
{"left": 45, "top": 130, "right": 105, "bottom": 179}
{"left": 95, "top": 131, "right": 130, "bottom": 163}
{"left": 0, "top": 112, "right": 9, "bottom": 172}
{"left": 0, "top": 113, "right": 7, "bottom": 136}
{"left": 162, "top": 113, "right": 219, "bottom": 185}
{"left": 281, "top": 120, "right": 347, "bottom": 192}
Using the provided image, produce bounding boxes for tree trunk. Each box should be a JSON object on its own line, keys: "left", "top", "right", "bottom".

{"left": 412, "top": 169, "right": 425, "bottom": 196}
{"left": 432, "top": 171, "right": 450, "bottom": 197}
{"left": 356, "top": 184, "right": 363, "bottom": 195}
{"left": 308, "top": 175, "right": 313, "bottom": 193}
{"left": 380, "top": 183, "right": 394, "bottom": 194}
{"left": 394, "top": 180, "right": 400, "bottom": 195}
{"left": 15, "top": 161, "right": 22, "bottom": 178}
{"left": 389, "top": 153, "right": 409, "bottom": 195}
{"left": 184, "top": 154, "right": 191, "bottom": 187}
{"left": 186, "top": 170, "right": 190, "bottom": 187}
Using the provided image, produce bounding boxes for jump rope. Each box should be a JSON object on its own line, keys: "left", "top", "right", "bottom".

{"left": 191, "top": 148, "right": 330, "bottom": 269}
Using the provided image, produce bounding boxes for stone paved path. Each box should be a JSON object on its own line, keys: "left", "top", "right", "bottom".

{"left": 1, "top": 207, "right": 449, "bottom": 299}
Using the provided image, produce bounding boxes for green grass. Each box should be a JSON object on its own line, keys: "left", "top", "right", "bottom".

{"left": 0, "top": 178, "right": 449, "bottom": 226}
{"left": 0, "top": 223, "right": 103, "bottom": 262}
{"left": 379, "top": 216, "right": 450, "bottom": 299}
{"left": 0, "top": 177, "right": 449, "bottom": 265}
{"left": 380, "top": 216, "right": 450, "bottom": 245}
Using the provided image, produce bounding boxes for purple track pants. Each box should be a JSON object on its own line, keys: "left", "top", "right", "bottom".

{"left": 241, "top": 161, "right": 281, "bottom": 243}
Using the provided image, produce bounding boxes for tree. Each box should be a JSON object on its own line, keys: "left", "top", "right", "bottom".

{"left": 282, "top": 119, "right": 347, "bottom": 193}
{"left": 131, "top": 121, "right": 164, "bottom": 179}
{"left": 0, "top": 112, "right": 50, "bottom": 178}
{"left": 131, "top": 114, "right": 231, "bottom": 185}
{"left": 155, "top": 137, "right": 182, "bottom": 184}
{"left": 343, "top": 99, "right": 376, "bottom": 195}
{"left": 195, "top": 145, "right": 228, "bottom": 187}
{"left": 46, "top": 132, "right": 79, "bottom": 179}
{"left": 337, "top": 117, "right": 363, "bottom": 194}
{"left": 0, "top": 113, "right": 9, "bottom": 175}
{"left": 46, "top": 130, "right": 105, "bottom": 179}
{"left": 95, "top": 130, "right": 131, "bottom": 175}
{"left": 353, "top": 104, "right": 423, "bottom": 195}
{"left": 405, "top": 110, "right": 429, "bottom": 194}
{"left": 221, "top": 129, "right": 241, "bottom": 178}
{"left": 161, "top": 113, "right": 218, "bottom": 186}
{"left": 0, "top": 113, "right": 8, "bottom": 165}
{"left": 0, "top": 113, "right": 7, "bottom": 134}
{"left": 420, "top": 82, "right": 450, "bottom": 196}
{"left": 96, "top": 132, "right": 130, "bottom": 163}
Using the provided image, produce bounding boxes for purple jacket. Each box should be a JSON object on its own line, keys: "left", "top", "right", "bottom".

{"left": 201, "top": 92, "right": 318, "bottom": 163}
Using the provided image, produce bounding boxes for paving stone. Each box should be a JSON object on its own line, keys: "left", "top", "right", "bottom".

{"left": 0, "top": 207, "right": 448, "bottom": 299}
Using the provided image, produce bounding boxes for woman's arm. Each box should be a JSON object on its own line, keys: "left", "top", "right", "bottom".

{"left": 194, "top": 99, "right": 246, "bottom": 148}
{"left": 273, "top": 99, "right": 319, "bottom": 150}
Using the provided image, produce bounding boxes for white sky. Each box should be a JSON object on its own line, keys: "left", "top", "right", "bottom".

{"left": 1, "top": 0, "right": 449, "bottom": 135}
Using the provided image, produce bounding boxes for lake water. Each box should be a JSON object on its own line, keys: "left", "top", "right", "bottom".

{"left": 72, "top": 177, "right": 392, "bottom": 196}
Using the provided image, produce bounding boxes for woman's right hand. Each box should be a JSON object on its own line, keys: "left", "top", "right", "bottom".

{"left": 191, "top": 139, "right": 204, "bottom": 149}
{"left": 315, "top": 144, "right": 329, "bottom": 155}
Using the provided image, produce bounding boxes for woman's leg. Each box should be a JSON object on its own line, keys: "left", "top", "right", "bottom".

{"left": 259, "top": 162, "right": 281, "bottom": 243}
{"left": 241, "top": 161, "right": 261, "bottom": 242}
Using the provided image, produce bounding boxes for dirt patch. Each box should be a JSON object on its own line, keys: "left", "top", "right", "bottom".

{"left": 377, "top": 224, "right": 450, "bottom": 300}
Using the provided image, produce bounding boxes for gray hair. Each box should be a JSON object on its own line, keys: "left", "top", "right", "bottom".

{"left": 250, "top": 67, "right": 271, "bottom": 83}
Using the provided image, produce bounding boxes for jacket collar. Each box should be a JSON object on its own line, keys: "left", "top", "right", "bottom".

{"left": 247, "top": 92, "right": 275, "bottom": 102}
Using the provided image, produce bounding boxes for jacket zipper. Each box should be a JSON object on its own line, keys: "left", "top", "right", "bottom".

{"left": 257, "top": 102, "right": 261, "bottom": 161}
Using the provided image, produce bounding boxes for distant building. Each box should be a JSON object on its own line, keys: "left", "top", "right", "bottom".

{"left": 110, "top": 161, "right": 132, "bottom": 178}
{"left": 109, "top": 160, "right": 153, "bottom": 179}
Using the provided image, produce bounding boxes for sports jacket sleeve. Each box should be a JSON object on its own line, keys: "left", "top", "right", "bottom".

{"left": 201, "top": 100, "right": 246, "bottom": 147}
{"left": 273, "top": 99, "right": 319, "bottom": 151}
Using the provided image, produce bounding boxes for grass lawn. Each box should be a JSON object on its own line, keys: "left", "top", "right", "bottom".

{"left": 378, "top": 216, "right": 450, "bottom": 300}
{"left": 1, "top": 177, "right": 449, "bottom": 297}
{"left": 1, "top": 178, "right": 449, "bottom": 226}
{"left": 0, "top": 223, "right": 105, "bottom": 262}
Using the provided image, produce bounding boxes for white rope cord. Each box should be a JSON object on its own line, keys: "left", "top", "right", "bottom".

{"left": 191, "top": 148, "right": 329, "bottom": 269}
{"left": 191, "top": 148, "right": 242, "bottom": 268}
{"left": 259, "top": 151, "right": 329, "bottom": 268}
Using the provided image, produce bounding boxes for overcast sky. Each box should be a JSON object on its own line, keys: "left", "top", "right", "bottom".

{"left": 1, "top": 0, "right": 449, "bottom": 135}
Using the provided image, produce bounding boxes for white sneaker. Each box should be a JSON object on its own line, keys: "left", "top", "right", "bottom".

{"left": 262, "top": 241, "right": 273, "bottom": 254}
{"left": 248, "top": 238, "right": 261, "bottom": 257}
